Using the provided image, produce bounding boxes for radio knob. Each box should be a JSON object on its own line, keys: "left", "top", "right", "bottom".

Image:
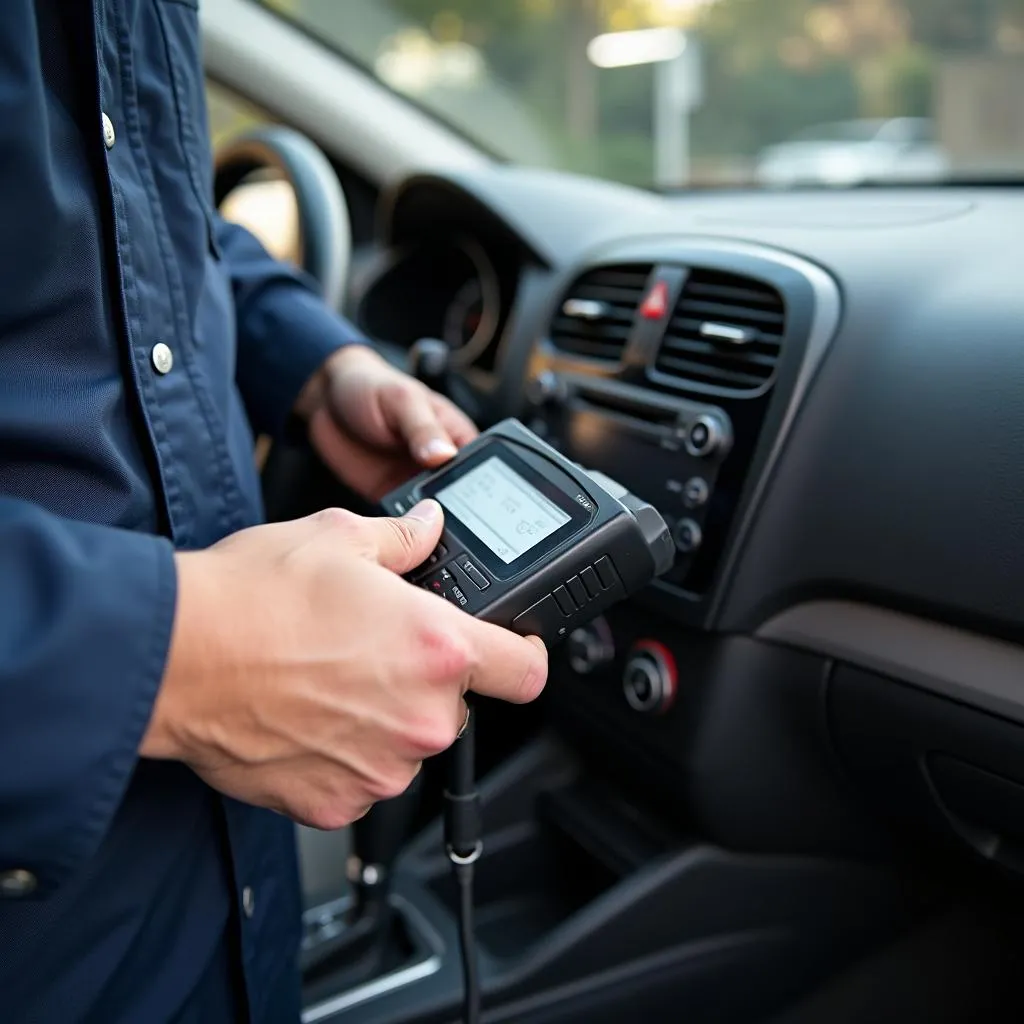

{"left": 622, "top": 641, "right": 677, "bottom": 715}
{"left": 567, "top": 617, "right": 615, "bottom": 675}
{"left": 685, "top": 414, "right": 728, "bottom": 458}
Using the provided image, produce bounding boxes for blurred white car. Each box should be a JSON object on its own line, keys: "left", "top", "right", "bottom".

{"left": 756, "top": 117, "right": 950, "bottom": 187}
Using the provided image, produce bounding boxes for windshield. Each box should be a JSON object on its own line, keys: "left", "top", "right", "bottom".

{"left": 256, "top": 0, "right": 1024, "bottom": 189}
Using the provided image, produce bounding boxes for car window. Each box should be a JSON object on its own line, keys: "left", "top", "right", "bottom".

{"left": 251, "top": 0, "right": 1024, "bottom": 189}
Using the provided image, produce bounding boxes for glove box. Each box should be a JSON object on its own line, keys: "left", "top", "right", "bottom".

{"left": 828, "top": 663, "right": 1024, "bottom": 875}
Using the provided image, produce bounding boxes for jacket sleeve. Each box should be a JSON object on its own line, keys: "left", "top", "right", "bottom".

{"left": 215, "top": 214, "right": 367, "bottom": 439}
{"left": 0, "top": 497, "right": 177, "bottom": 897}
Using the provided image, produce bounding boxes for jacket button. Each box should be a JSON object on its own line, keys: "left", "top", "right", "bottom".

{"left": 242, "top": 885, "right": 255, "bottom": 919}
{"left": 0, "top": 869, "right": 38, "bottom": 897}
{"left": 101, "top": 112, "right": 116, "bottom": 150}
{"left": 151, "top": 343, "right": 174, "bottom": 375}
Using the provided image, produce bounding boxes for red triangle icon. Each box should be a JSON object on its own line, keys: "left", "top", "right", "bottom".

{"left": 640, "top": 280, "right": 669, "bottom": 320}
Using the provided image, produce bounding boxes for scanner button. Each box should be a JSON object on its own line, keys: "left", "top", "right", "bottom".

{"left": 422, "top": 543, "right": 447, "bottom": 572}
{"left": 552, "top": 586, "right": 574, "bottom": 616}
{"left": 421, "top": 566, "right": 454, "bottom": 596}
{"left": 448, "top": 585, "right": 469, "bottom": 608}
{"left": 580, "top": 566, "right": 602, "bottom": 599}
{"left": 566, "top": 576, "right": 588, "bottom": 607}
{"left": 593, "top": 556, "right": 616, "bottom": 590}
{"left": 459, "top": 558, "right": 490, "bottom": 591}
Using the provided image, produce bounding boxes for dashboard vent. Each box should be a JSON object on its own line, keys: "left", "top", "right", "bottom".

{"left": 655, "top": 269, "right": 786, "bottom": 392}
{"left": 549, "top": 265, "right": 652, "bottom": 362}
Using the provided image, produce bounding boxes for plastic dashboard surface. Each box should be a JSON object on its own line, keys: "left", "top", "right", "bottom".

{"left": 369, "top": 169, "right": 1024, "bottom": 649}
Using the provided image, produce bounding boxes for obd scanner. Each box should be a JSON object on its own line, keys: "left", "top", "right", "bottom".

{"left": 381, "top": 418, "right": 674, "bottom": 645}
{"left": 380, "top": 419, "right": 673, "bottom": 1024}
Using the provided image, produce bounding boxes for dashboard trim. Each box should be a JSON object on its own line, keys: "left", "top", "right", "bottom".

{"left": 512, "top": 233, "right": 843, "bottom": 616}
{"left": 758, "top": 601, "right": 1024, "bottom": 727}
{"left": 688, "top": 241, "right": 842, "bottom": 623}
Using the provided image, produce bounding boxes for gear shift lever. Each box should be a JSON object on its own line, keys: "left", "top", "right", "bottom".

{"left": 301, "top": 778, "right": 422, "bottom": 982}
{"left": 347, "top": 779, "right": 422, "bottom": 923}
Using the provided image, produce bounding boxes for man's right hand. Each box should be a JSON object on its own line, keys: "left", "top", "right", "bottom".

{"left": 139, "top": 500, "right": 547, "bottom": 829}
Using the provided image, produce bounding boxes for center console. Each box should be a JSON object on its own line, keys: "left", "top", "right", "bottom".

{"left": 295, "top": 243, "right": 922, "bottom": 1023}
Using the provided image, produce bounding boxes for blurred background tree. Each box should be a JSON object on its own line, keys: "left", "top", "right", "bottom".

{"left": 255, "top": 0, "right": 1024, "bottom": 186}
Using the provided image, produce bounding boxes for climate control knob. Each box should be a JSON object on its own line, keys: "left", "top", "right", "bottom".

{"left": 622, "top": 641, "right": 677, "bottom": 715}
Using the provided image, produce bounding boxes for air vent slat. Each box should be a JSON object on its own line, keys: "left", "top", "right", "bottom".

{"left": 655, "top": 269, "right": 786, "bottom": 393}
{"left": 671, "top": 299, "right": 784, "bottom": 329}
{"left": 659, "top": 337, "right": 780, "bottom": 370}
{"left": 656, "top": 355, "right": 769, "bottom": 390}
{"left": 548, "top": 339, "right": 630, "bottom": 361}
{"left": 669, "top": 317, "right": 783, "bottom": 348}
{"left": 575, "top": 284, "right": 649, "bottom": 305}
{"left": 549, "top": 263, "right": 652, "bottom": 363}
{"left": 685, "top": 281, "right": 781, "bottom": 307}
{"left": 550, "top": 319, "right": 634, "bottom": 342}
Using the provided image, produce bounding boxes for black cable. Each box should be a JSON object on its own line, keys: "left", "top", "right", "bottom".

{"left": 453, "top": 859, "right": 479, "bottom": 1024}
{"left": 444, "top": 703, "right": 482, "bottom": 1024}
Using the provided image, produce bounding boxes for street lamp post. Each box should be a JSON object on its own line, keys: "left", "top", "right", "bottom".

{"left": 587, "top": 27, "right": 703, "bottom": 188}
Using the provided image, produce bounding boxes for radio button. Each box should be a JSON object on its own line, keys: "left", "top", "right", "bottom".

{"left": 673, "top": 518, "right": 703, "bottom": 554}
{"left": 580, "top": 566, "right": 602, "bottom": 599}
{"left": 682, "top": 478, "right": 709, "bottom": 509}
{"left": 688, "top": 420, "right": 710, "bottom": 452}
{"left": 458, "top": 557, "right": 490, "bottom": 591}
{"left": 552, "top": 585, "right": 574, "bottom": 616}
{"left": 448, "top": 585, "right": 469, "bottom": 608}
{"left": 593, "top": 556, "right": 617, "bottom": 590}
{"left": 566, "top": 576, "right": 588, "bottom": 608}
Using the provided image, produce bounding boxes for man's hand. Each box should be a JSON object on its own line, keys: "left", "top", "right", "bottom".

{"left": 297, "top": 345, "right": 477, "bottom": 501}
{"left": 140, "top": 500, "right": 547, "bottom": 829}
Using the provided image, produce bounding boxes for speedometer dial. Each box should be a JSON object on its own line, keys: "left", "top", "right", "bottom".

{"left": 355, "top": 235, "right": 502, "bottom": 367}
{"left": 442, "top": 237, "right": 501, "bottom": 367}
{"left": 443, "top": 278, "right": 485, "bottom": 353}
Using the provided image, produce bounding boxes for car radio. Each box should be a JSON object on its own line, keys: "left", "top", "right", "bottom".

{"left": 380, "top": 418, "right": 674, "bottom": 646}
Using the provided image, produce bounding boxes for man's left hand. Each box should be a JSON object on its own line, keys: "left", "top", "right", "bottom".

{"left": 297, "top": 345, "right": 478, "bottom": 501}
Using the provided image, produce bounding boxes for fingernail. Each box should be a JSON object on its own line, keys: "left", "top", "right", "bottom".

{"left": 405, "top": 499, "right": 441, "bottom": 523}
{"left": 419, "top": 438, "right": 457, "bottom": 462}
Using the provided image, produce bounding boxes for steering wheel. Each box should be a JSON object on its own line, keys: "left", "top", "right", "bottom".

{"left": 214, "top": 126, "right": 351, "bottom": 308}
{"left": 214, "top": 126, "right": 363, "bottom": 521}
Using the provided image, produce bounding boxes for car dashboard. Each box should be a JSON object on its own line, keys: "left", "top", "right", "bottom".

{"left": 348, "top": 166, "right": 1024, "bottom": 869}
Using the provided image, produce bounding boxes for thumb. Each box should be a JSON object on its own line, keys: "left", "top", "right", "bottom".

{"left": 364, "top": 499, "right": 444, "bottom": 574}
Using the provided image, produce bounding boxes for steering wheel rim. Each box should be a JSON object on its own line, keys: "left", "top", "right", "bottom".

{"left": 214, "top": 125, "right": 351, "bottom": 310}
{"left": 214, "top": 126, "right": 363, "bottom": 523}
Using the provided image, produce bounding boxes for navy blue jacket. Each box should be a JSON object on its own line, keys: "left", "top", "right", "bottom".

{"left": 0, "top": 2, "right": 360, "bottom": 1020}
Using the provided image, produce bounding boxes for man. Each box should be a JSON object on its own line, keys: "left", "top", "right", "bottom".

{"left": 0, "top": 3, "right": 547, "bottom": 1022}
